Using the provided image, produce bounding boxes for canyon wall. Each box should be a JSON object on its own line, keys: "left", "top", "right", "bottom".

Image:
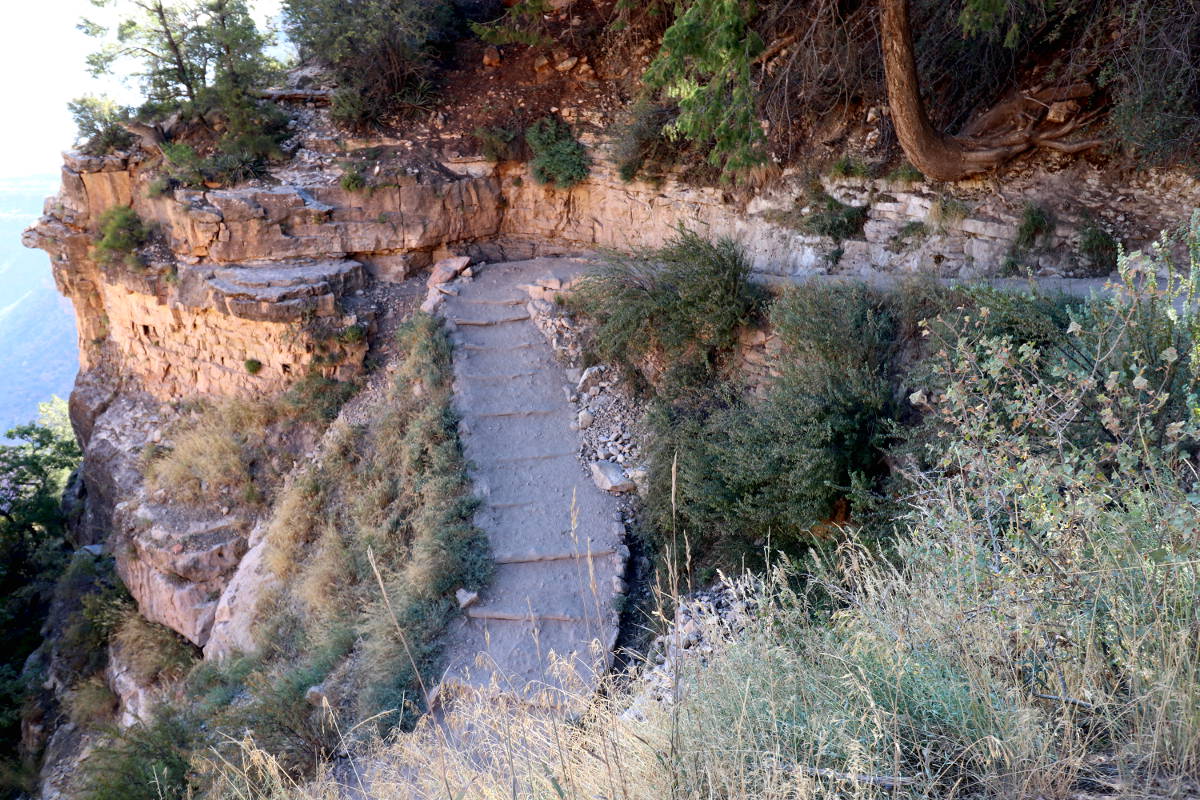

{"left": 21, "top": 131, "right": 1200, "bottom": 756}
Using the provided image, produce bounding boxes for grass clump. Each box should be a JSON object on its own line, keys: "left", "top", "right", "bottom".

{"left": 1079, "top": 221, "right": 1120, "bottom": 275}
{"left": 800, "top": 190, "right": 869, "bottom": 242}
{"left": 142, "top": 389, "right": 346, "bottom": 509}
{"left": 473, "top": 126, "right": 521, "bottom": 163}
{"left": 93, "top": 206, "right": 149, "bottom": 269}
{"left": 256, "top": 314, "right": 490, "bottom": 746}
{"left": 572, "top": 228, "right": 765, "bottom": 393}
{"left": 339, "top": 167, "right": 366, "bottom": 192}
{"left": 64, "top": 675, "right": 118, "bottom": 728}
{"left": 927, "top": 194, "right": 970, "bottom": 232}
{"left": 885, "top": 160, "right": 924, "bottom": 184}
{"left": 525, "top": 117, "right": 591, "bottom": 189}
{"left": 828, "top": 154, "right": 871, "bottom": 178}
{"left": 1014, "top": 201, "right": 1053, "bottom": 250}
{"left": 244, "top": 358, "right": 263, "bottom": 375}
{"left": 112, "top": 611, "right": 197, "bottom": 686}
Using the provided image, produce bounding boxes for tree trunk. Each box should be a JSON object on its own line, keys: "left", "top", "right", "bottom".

{"left": 879, "top": 0, "right": 1102, "bottom": 182}
{"left": 879, "top": 0, "right": 976, "bottom": 180}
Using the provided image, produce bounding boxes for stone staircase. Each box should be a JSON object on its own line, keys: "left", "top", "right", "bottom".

{"left": 435, "top": 258, "right": 627, "bottom": 711}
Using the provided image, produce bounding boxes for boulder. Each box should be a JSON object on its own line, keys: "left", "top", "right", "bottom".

{"left": 590, "top": 460, "right": 635, "bottom": 493}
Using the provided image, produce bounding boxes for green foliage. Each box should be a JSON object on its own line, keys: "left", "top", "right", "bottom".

{"left": 284, "top": 0, "right": 452, "bottom": 129}
{"left": 1079, "top": 221, "right": 1119, "bottom": 275}
{"left": 800, "top": 190, "right": 868, "bottom": 242}
{"left": 93, "top": 206, "right": 149, "bottom": 268}
{"left": 525, "top": 117, "right": 591, "bottom": 189}
{"left": 1014, "top": 202, "right": 1052, "bottom": 250}
{"left": 609, "top": 100, "right": 682, "bottom": 183}
{"left": 885, "top": 161, "right": 924, "bottom": 184}
{"left": 79, "top": 709, "right": 199, "bottom": 800}
{"left": 644, "top": 0, "right": 765, "bottom": 177}
{"left": 243, "top": 358, "right": 263, "bottom": 374}
{"left": 828, "top": 154, "right": 870, "bottom": 178}
{"left": 472, "top": 125, "right": 521, "bottom": 163}
{"left": 281, "top": 374, "right": 358, "bottom": 423}
{"left": 470, "top": 0, "right": 552, "bottom": 46}
{"left": 0, "top": 401, "right": 81, "bottom": 787}
{"left": 646, "top": 283, "right": 902, "bottom": 549}
{"left": 69, "top": 96, "right": 135, "bottom": 156}
{"left": 339, "top": 167, "right": 366, "bottom": 192}
{"left": 572, "top": 229, "right": 764, "bottom": 392}
{"left": 82, "top": 0, "right": 277, "bottom": 122}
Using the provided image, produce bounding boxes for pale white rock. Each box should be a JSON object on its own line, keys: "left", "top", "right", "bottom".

{"left": 426, "top": 255, "right": 471, "bottom": 287}
{"left": 455, "top": 588, "right": 479, "bottom": 609}
{"left": 590, "top": 460, "right": 635, "bottom": 493}
{"left": 577, "top": 409, "right": 594, "bottom": 429}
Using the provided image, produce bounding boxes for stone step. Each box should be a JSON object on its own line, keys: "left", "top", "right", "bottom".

{"left": 453, "top": 367, "right": 567, "bottom": 410}
{"left": 474, "top": 499, "right": 623, "bottom": 556}
{"left": 465, "top": 556, "right": 624, "bottom": 621}
{"left": 438, "top": 614, "right": 617, "bottom": 708}
{"left": 451, "top": 313, "right": 532, "bottom": 327}
{"left": 455, "top": 341, "right": 546, "bottom": 373}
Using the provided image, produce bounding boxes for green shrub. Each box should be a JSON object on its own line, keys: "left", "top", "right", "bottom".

{"left": 642, "top": 0, "right": 766, "bottom": 177}
{"left": 79, "top": 709, "right": 199, "bottom": 800}
{"left": 339, "top": 166, "right": 366, "bottom": 192}
{"left": 93, "top": 206, "right": 149, "bottom": 268}
{"left": 471, "top": 0, "right": 552, "bottom": 46}
{"left": 146, "top": 176, "right": 171, "bottom": 198}
{"left": 472, "top": 125, "right": 521, "bottom": 163}
{"left": 68, "top": 97, "right": 134, "bottom": 156}
{"left": 64, "top": 675, "right": 118, "bottom": 728}
{"left": 335, "top": 324, "right": 366, "bottom": 344}
{"left": 572, "top": 229, "right": 765, "bottom": 392}
{"left": 284, "top": 0, "right": 451, "bottom": 129}
{"left": 525, "top": 117, "right": 591, "bottom": 189}
{"left": 1014, "top": 202, "right": 1052, "bottom": 250}
{"left": 885, "top": 160, "right": 924, "bottom": 184}
{"left": 244, "top": 358, "right": 263, "bottom": 374}
{"left": 828, "top": 154, "right": 870, "bottom": 178}
{"left": 609, "top": 100, "right": 682, "bottom": 182}
{"left": 646, "top": 282, "right": 902, "bottom": 549}
{"left": 281, "top": 373, "right": 357, "bottom": 423}
{"left": 1079, "top": 221, "right": 1119, "bottom": 275}
{"left": 800, "top": 190, "right": 868, "bottom": 242}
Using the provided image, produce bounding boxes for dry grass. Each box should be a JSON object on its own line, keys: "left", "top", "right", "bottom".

{"left": 113, "top": 610, "right": 198, "bottom": 685}
{"left": 143, "top": 400, "right": 281, "bottom": 507}
{"left": 64, "top": 675, "right": 118, "bottom": 727}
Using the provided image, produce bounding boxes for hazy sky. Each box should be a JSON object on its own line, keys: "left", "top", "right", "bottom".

{"left": 0, "top": 1, "right": 283, "bottom": 179}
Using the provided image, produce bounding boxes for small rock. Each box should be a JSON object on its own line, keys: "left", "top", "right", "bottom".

{"left": 533, "top": 54, "right": 551, "bottom": 74}
{"left": 455, "top": 588, "right": 479, "bottom": 609}
{"left": 577, "top": 365, "right": 606, "bottom": 393}
{"left": 577, "top": 409, "right": 594, "bottom": 429}
{"left": 555, "top": 56, "right": 579, "bottom": 72}
{"left": 590, "top": 460, "right": 635, "bottom": 493}
{"left": 427, "top": 256, "right": 470, "bottom": 287}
